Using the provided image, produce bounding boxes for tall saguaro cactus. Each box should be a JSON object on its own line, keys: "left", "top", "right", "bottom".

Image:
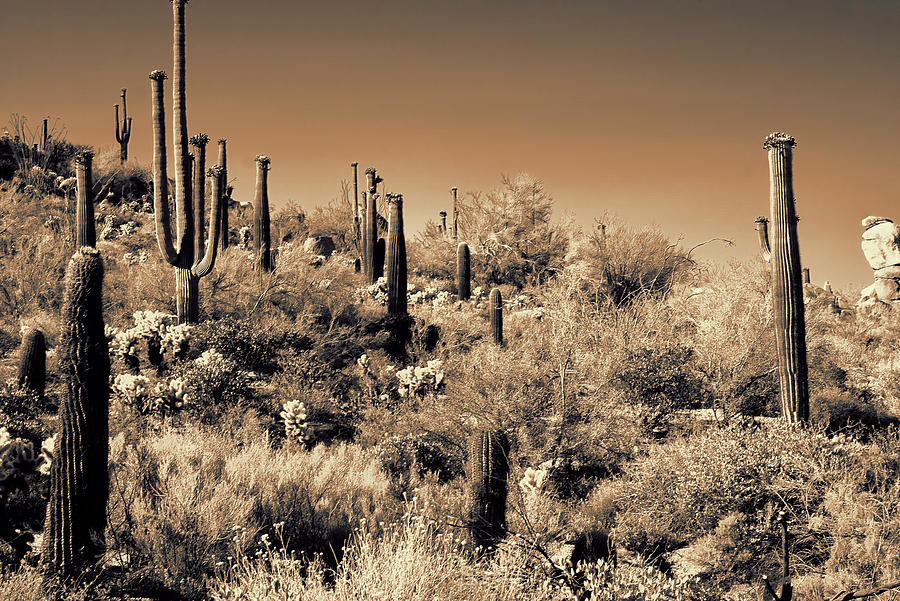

{"left": 254, "top": 155, "right": 272, "bottom": 272}
{"left": 190, "top": 134, "right": 209, "bottom": 262}
{"left": 758, "top": 132, "right": 809, "bottom": 423}
{"left": 451, "top": 187, "right": 459, "bottom": 241}
{"left": 18, "top": 328, "right": 46, "bottom": 396}
{"left": 364, "top": 168, "right": 379, "bottom": 283}
{"left": 457, "top": 242, "right": 471, "bottom": 301}
{"left": 490, "top": 288, "right": 503, "bottom": 345}
{"left": 114, "top": 88, "right": 132, "bottom": 164}
{"left": 386, "top": 194, "right": 407, "bottom": 315}
{"left": 352, "top": 162, "right": 360, "bottom": 251}
{"left": 217, "top": 138, "right": 228, "bottom": 251}
{"left": 42, "top": 248, "right": 110, "bottom": 577}
{"left": 468, "top": 430, "right": 510, "bottom": 552}
{"left": 74, "top": 151, "right": 95, "bottom": 248}
{"left": 149, "top": 0, "right": 225, "bottom": 324}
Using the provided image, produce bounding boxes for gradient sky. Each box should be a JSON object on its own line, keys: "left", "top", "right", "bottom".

{"left": 2, "top": 0, "right": 898, "bottom": 292}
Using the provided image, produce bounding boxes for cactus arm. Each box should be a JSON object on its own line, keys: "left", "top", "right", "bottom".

{"left": 121, "top": 89, "right": 129, "bottom": 138}
{"left": 150, "top": 70, "right": 178, "bottom": 265}
{"left": 217, "top": 139, "right": 229, "bottom": 251}
{"left": 114, "top": 104, "right": 122, "bottom": 144}
{"left": 193, "top": 166, "right": 223, "bottom": 278}
{"left": 124, "top": 117, "right": 132, "bottom": 143}
{"left": 755, "top": 217, "right": 771, "bottom": 263}
{"left": 190, "top": 134, "right": 209, "bottom": 265}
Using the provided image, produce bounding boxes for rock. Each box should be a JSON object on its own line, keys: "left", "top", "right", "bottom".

{"left": 861, "top": 217, "right": 900, "bottom": 271}
{"left": 875, "top": 265, "right": 900, "bottom": 279}
{"left": 303, "top": 236, "right": 335, "bottom": 258}
{"left": 874, "top": 277, "right": 900, "bottom": 301}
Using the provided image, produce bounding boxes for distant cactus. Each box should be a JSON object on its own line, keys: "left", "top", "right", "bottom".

{"left": 352, "top": 162, "right": 360, "bottom": 252}
{"left": 114, "top": 88, "right": 132, "bottom": 164}
{"left": 489, "top": 288, "right": 502, "bottom": 345}
{"left": 217, "top": 139, "right": 228, "bottom": 252}
{"left": 74, "top": 151, "right": 95, "bottom": 248}
{"left": 802, "top": 267, "right": 810, "bottom": 284}
{"left": 457, "top": 243, "right": 471, "bottom": 301}
{"left": 42, "top": 249, "right": 110, "bottom": 576}
{"left": 364, "top": 168, "right": 379, "bottom": 283}
{"left": 451, "top": 187, "right": 459, "bottom": 240}
{"left": 17, "top": 328, "right": 46, "bottom": 396}
{"left": 254, "top": 155, "right": 272, "bottom": 272}
{"left": 148, "top": 0, "right": 226, "bottom": 324}
{"left": 374, "top": 238, "right": 385, "bottom": 280}
{"left": 439, "top": 210, "right": 447, "bottom": 235}
{"left": 468, "top": 430, "right": 510, "bottom": 551}
{"left": 386, "top": 194, "right": 407, "bottom": 315}
{"left": 41, "top": 118, "right": 48, "bottom": 153}
{"left": 759, "top": 133, "right": 809, "bottom": 423}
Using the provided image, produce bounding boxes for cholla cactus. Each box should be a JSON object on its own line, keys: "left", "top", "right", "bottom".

{"left": 396, "top": 360, "right": 445, "bottom": 398}
{"left": 239, "top": 225, "right": 251, "bottom": 249}
{"left": 112, "top": 373, "right": 151, "bottom": 407}
{"left": 151, "top": 377, "right": 190, "bottom": 414}
{"left": 99, "top": 214, "right": 118, "bottom": 241}
{"left": 280, "top": 400, "right": 310, "bottom": 444}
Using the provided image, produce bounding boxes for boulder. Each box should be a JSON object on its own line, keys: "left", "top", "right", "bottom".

{"left": 861, "top": 217, "right": 900, "bottom": 271}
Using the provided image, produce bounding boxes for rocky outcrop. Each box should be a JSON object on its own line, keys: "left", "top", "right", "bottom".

{"left": 858, "top": 216, "right": 900, "bottom": 314}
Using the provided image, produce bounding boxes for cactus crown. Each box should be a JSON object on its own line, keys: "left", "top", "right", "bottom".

{"left": 75, "top": 150, "right": 94, "bottom": 165}
{"left": 207, "top": 165, "right": 224, "bottom": 178}
{"left": 149, "top": 69, "right": 168, "bottom": 81}
{"left": 755, "top": 216, "right": 769, "bottom": 224}
{"left": 763, "top": 133, "right": 797, "bottom": 150}
{"left": 217, "top": 138, "right": 226, "bottom": 145}
{"left": 387, "top": 193, "right": 403, "bottom": 204}
{"left": 451, "top": 187, "right": 458, "bottom": 192}
{"left": 255, "top": 155, "right": 271, "bottom": 168}
{"left": 365, "top": 167, "right": 376, "bottom": 175}
{"left": 189, "top": 133, "right": 210, "bottom": 147}
{"left": 351, "top": 162, "right": 358, "bottom": 167}
{"left": 439, "top": 211, "right": 447, "bottom": 216}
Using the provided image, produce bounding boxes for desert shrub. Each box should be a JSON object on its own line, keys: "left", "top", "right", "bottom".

{"left": 809, "top": 388, "right": 897, "bottom": 437}
{"left": 90, "top": 148, "right": 151, "bottom": 203}
{"left": 375, "top": 432, "right": 463, "bottom": 494}
{"left": 107, "top": 427, "right": 394, "bottom": 599}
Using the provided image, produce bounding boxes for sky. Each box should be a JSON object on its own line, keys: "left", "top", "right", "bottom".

{"left": 1, "top": 0, "right": 898, "bottom": 292}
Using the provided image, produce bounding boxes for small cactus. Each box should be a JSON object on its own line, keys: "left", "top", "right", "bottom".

{"left": 75, "top": 151, "right": 95, "bottom": 248}
{"left": 468, "top": 430, "right": 510, "bottom": 552}
{"left": 42, "top": 248, "right": 110, "bottom": 576}
{"left": 451, "top": 187, "right": 459, "bottom": 240}
{"left": 457, "top": 242, "right": 471, "bottom": 301}
{"left": 17, "top": 328, "right": 46, "bottom": 396}
{"left": 489, "top": 288, "right": 502, "bottom": 345}
{"left": 114, "top": 88, "right": 132, "bottom": 164}
{"left": 386, "top": 194, "right": 407, "bottom": 315}
{"left": 254, "top": 155, "right": 272, "bottom": 272}
{"left": 439, "top": 210, "right": 447, "bottom": 235}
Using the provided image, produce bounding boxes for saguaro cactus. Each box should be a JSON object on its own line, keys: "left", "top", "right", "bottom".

{"left": 374, "top": 238, "right": 385, "bottom": 280}
{"left": 254, "top": 155, "right": 272, "bottom": 272}
{"left": 352, "top": 162, "right": 360, "bottom": 250}
{"left": 190, "top": 134, "right": 209, "bottom": 262}
{"left": 489, "top": 288, "right": 502, "bottom": 345}
{"left": 114, "top": 88, "right": 132, "bottom": 164}
{"left": 74, "top": 150, "right": 95, "bottom": 248}
{"left": 758, "top": 132, "right": 809, "bottom": 423}
{"left": 457, "top": 242, "right": 471, "bottom": 301}
{"left": 468, "top": 430, "right": 510, "bottom": 551}
{"left": 439, "top": 211, "right": 447, "bottom": 235}
{"left": 217, "top": 138, "right": 228, "bottom": 251}
{"left": 802, "top": 267, "right": 810, "bottom": 285}
{"left": 364, "top": 168, "right": 379, "bottom": 283}
{"left": 148, "top": 0, "right": 225, "bottom": 324}
{"left": 18, "top": 328, "right": 46, "bottom": 396}
{"left": 42, "top": 249, "right": 110, "bottom": 577}
{"left": 451, "top": 187, "right": 459, "bottom": 241}
{"left": 40, "top": 118, "right": 48, "bottom": 153}
{"left": 386, "top": 194, "right": 407, "bottom": 315}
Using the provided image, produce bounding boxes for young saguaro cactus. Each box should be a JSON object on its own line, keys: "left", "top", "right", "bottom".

{"left": 758, "top": 132, "right": 809, "bottom": 423}
{"left": 254, "top": 155, "right": 272, "bottom": 272}
{"left": 386, "top": 194, "right": 407, "bottom": 315}
{"left": 18, "top": 328, "right": 46, "bottom": 396}
{"left": 74, "top": 150, "right": 95, "bottom": 248}
{"left": 364, "top": 168, "right": 381, "bottom": 283}
{"left": 42, "top": 248, "right": 110, "bottom": 577}
{"left": 451, "top": 187, "right": 459, "bottom": 241}
{"left": 148, "top": 1, "right": 225, "bottom": 324}
{"left": 114, "top": 88, "right": 132, "bottom": 164}
{"left": 439, "top": 211, "right": 447, "bottom": 235}
{"left": 468, "top": 430, "right": 510, "bottom": 552}
{"left": 217, "top": 138, "right": 228, "bottom": 251}
{"left": 489, "top": 288, "right": 502, "bottom": 345}
{"left": 41, "top": 118, "right": 48, "bottom": 153}
{"left": 457, "top": 242, "right": 471, "bottom": 301}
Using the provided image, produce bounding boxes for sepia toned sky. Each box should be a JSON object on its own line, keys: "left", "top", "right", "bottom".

{"left": 2, "top": 0, "right": 898, "bottom": 292}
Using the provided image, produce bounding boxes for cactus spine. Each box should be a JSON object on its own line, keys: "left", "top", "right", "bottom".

{"left": 149, "top": 0, "right": 225, "bottom": 324}
{"left": 490, "top": 288, "right": 502, "bottom": 345}
{"left": 364, "top": 168, "right": 379, "bottom": 283}
{"left": 760, "top": 133, "right": 809, "bottom": 423}
{"left": 17, "top": 328, "right": 46, "bottom": 396}
{"left": 217, "top": 139, "right": 228, "bottom": 251}
{"left": 457, "top": 242, "right": 471, "bottom": 301}
{"left": 114, "top": 88, "right": 132, "bottom": 164}
{"left": 468, "top": 430, "right": 510, "bottom": 551}
{"left": 42, "top": 249, "right": 110, "bottom": 576}
{"left": 451, "top": 187, "right": 459, "bottom": 241}
{"left": 254, "top": 155, "right": 272, "bottom": 272}
{"left": 75, "top": 151, "right": 95, "bottom": 248}
{"left": 386, "top": 194, "right": 407, "bottom": 315}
